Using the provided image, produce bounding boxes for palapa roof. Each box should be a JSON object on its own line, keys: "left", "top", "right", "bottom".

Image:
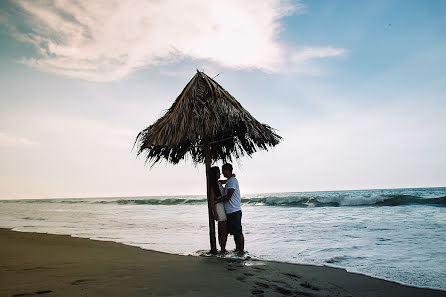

{"left": 132, "top": 70, "right": 282, "bottom": 166}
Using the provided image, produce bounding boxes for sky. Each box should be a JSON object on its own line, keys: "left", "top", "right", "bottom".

{"left": 0, "top": 0, "right": 445, "bottom": 199}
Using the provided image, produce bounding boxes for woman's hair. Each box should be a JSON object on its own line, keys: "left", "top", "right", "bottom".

{"left": 209, "top": 166, "right": 221, "bottom": 197}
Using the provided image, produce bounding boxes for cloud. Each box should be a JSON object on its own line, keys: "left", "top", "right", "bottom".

{"left": 284, "top": 46, "right": 347, "bottom": 75}
{"left": 291, "top": 46, "right": 347, "bottom": 63}
{"left": 4, "top": 0, "right": 346, "bottom": 81}
{"left": 0, "top": 131, "right": 38, "bottom": 148}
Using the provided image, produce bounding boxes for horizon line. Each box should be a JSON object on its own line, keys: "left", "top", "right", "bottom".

{"left": 1, "top": 185, "right": 445, "bottom": 201}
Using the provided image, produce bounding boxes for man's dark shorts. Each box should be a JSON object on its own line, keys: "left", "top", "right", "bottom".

{"left": 226, "top": 210, "right": 242, "bottom": 236}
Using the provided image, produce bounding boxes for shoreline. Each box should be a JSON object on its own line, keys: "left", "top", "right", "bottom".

{"left": 1, "top": 228, "right": 445, "bottom": 297}
{"left": 5, "top": 226, "right": 445, "bottom": 292}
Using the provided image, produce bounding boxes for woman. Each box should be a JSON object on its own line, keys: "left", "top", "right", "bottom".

{"left": 209, "top": 166, "right": 227, "bottom": 253}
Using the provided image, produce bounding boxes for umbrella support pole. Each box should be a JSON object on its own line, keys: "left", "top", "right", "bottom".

{"left": 204, "top": 140, "right": 217, "bottom": 255}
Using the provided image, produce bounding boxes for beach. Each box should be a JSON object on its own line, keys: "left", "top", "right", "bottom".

{"left": 1, "top": 188, "right": 445, "bottom": 290}
{"left": 1, "top": 228, "right": 445, "bottom": 297}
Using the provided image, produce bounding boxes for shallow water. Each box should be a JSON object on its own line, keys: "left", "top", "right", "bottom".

{"left": 0, "top": 187, "right": 445, "bottom": 290}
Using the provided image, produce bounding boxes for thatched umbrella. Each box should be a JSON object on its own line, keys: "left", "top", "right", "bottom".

{"left": 132, "top": 70, "right": 282, "bottom": 254}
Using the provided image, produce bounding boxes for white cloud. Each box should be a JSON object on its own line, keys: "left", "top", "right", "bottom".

{"left": 291, "top": 46, "right": 347, "bottom": 63}
{"left": 5, "top": 0, "right": 346, "bottom": 81}
{"left": 0, "top": 131, "right": 37, "bottom": 147}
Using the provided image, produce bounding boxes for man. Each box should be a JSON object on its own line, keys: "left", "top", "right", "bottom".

{"left": 216, "top": 163, "right": 244, "bottom": 256}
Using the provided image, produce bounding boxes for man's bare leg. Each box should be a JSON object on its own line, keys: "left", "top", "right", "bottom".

{"left": 234, "top": 233, "right": 244, "bottom": 256}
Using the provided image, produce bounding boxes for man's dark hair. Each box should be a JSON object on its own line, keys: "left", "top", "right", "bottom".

{"left": 222, "top": 163, "right": 233, "bottom": 173}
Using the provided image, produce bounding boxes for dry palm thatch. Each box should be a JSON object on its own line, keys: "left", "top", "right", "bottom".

{"left": 132, "top": 70, "right": 282, "bottom": 165}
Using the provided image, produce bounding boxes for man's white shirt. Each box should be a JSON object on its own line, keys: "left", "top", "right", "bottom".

{"left": 223, "top": 176, "right": 241, "bottom": 214}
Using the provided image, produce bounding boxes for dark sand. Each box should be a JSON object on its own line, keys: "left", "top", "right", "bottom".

{"left": 1, "top": 228, "right": 445, "bottom": 297}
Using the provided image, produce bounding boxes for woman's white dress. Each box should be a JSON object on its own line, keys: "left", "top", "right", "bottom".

{"left": 215, "top": 182, "right": 227, "bottom": 221}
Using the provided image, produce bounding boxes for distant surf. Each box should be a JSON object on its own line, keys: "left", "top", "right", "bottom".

{"left": 111, "top": 194, "right": 446, "bottom": 207}
{"left": 4, "top": 190, "right": 445, "bottom": 207}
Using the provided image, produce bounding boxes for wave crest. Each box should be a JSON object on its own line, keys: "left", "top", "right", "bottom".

{"left": 241, "top": 195, "right": 446, "bottom": 207}
{"left": 100, "top": 194, "right": 446, "bottom": 207}
{"left": 113, "top": 198, "right": 207, "bottom": 205}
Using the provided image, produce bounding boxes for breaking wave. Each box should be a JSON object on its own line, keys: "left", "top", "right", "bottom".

{"left": 106, "top": 194, "right": 446, "bottom": 207}
{"left": 241, "top": 195, "right": 446, "bottom": 207}
{"left": 113, "top": 198, "right": 207, "bottom": 205}
{"left": 2, "top": 192, "right": 445, "bottom": 208}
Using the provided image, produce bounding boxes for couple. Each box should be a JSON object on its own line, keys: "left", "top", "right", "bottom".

{"left": 209, "top": 163, "right": 244, "bottom": 256}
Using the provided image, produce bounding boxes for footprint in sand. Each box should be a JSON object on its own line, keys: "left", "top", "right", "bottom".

{"left": 251, "top": 289, "right": 264, "bottom": 295}
{"left": 283, "top": 272, "right": 302, "bottom": 280}
{"left": 300, "top": 281, "right": 320, "bottom": 291}
{"left": 71, "top": 279, "right": 94, "bottom": 285}
{"left": 12, "top": 290, "right": 52, "bottom": 296}
{"left": 35, "top": 291, "right": 52, "bottom": 295}
{"left": 254, "top": 281, "right": 270, "bottom": 289}
{"left": 23, "top": 266, "right": 48, "bottom": 271}
{"left": 271, "top": 279, "right": 288, "bottom": 285}
{"left": 274, "top": 286, "right": 293, "bottom": 295}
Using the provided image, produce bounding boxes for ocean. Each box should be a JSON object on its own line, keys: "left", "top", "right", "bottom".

{"left": 1, "top": 187, "right": 445, "bottom": 290}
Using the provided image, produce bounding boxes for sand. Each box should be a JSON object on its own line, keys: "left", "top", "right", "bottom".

{"left": 1, "top": 228, "right": 444, "bottom": 297}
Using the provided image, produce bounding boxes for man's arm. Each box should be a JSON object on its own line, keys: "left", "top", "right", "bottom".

{"left": 216, "top": 188, "right": 234, "bottom": 203}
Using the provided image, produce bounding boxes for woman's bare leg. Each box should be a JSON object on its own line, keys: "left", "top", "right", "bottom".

{"left": 218, "top": 221, "right": 228, "bottom": 253}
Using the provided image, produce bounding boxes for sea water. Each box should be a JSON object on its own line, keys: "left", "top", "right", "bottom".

{"left": 0, "top": 187, "right": 445, "bottom": 290}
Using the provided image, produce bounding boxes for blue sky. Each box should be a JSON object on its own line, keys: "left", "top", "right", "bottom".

{"left": 0, "top": 0, "right": 445, "bottom": 199}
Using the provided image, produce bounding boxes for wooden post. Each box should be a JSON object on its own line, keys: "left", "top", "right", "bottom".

{"left": 204, "top": 139, "right": 217, "bottom": 254}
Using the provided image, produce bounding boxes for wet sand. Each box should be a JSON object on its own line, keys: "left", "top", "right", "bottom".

{"left": 1, "top": 228, "right": 444, "bottom": 297}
